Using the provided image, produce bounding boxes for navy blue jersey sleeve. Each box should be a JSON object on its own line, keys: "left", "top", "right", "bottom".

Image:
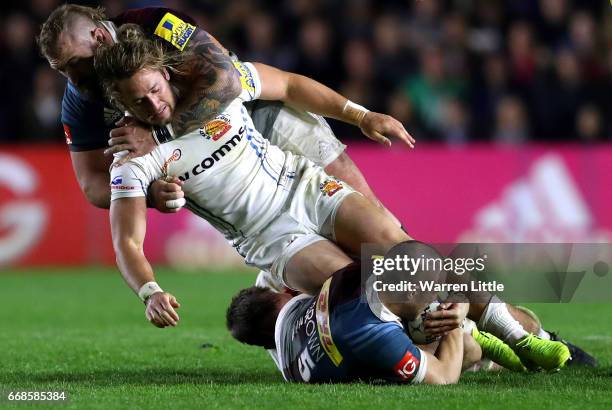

{"left": 344, "top": 321, "right": 426, "bottom": 383}
{"left": 61, "top": 82, "right": 115, "bottom": 152}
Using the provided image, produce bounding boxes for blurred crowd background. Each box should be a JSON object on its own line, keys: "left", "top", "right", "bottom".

{"left": 0, "top": 0, "right": 610, "bottom": 145}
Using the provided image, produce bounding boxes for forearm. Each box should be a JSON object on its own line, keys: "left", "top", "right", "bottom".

{"left": 255, "top": 63, "right": 365, "bottom": 127}
{"left": 285, "top": 74, "right": 354, "bottom": 124}
{"left": 110, "top": 197, "right": 152, "bottom": 297}
{"left": 434, "top": 329, "right": 464, "bottom": 383}
{"left": 423, "top": 328, "right": 464, "bottom": 384}
{"left": 114, "top": 239, "right": 157, "bottom": 295}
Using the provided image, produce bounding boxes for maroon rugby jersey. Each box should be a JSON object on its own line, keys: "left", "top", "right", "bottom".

{"left": 111, "top": 7, "right": 198, "bottom": 52}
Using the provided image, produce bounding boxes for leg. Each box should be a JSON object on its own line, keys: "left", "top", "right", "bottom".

{"left": 462, "top": 332, "right": 483, "bottom": 371}
{"left": 325, "top": 152, "right": 402, "bottom": 227}
{"left": 468, "top": 299, "right": 570, "bottom": 370}
{"left": 251, "top": 102, "right": 403, "bottom": 228}
{"left": 284, "top": 239, "right": 353, "bottom": 295}
{"left": 333, "top": 193, "right": 411, "bottom": 257}
{"left": 468, "top": 303, "right": 540, "bottom": 336}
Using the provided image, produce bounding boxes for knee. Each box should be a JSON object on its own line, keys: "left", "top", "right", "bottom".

{"left": 378, "top": 226, "right": 411, "bottom": 249}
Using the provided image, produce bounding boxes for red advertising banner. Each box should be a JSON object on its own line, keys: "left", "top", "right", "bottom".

{"left": 1, "top": 144, "right": 610, "bottom": 268}
{"left": 0, "top": 146, "right": 113, "bottom": 266}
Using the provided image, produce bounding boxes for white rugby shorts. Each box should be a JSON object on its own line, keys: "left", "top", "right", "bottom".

{"left": 237, "top": 153, "right": 357, "bottom": 288}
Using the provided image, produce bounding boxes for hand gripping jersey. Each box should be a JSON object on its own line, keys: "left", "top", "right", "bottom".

{"left": 110, "top": 63, "right": 355, "bottom": 278}
{"left": 270, "top": 264, "right": 428, "bottom": 383}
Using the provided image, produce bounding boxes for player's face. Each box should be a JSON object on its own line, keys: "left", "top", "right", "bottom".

{"left": 116, "top": 68, "right": 177, "bottom": 126}
{"left": 49, "top": 27, "right": 110, "bottom": 97}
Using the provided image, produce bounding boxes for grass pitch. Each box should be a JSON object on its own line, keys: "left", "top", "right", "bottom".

{"left": 0, "top": 268, "right": 611, "bottom": 409}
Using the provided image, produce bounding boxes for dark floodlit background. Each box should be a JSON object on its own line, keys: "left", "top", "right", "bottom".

{"left": 1, "top": 0, "right": 611, "bottom": 144}
{"left": 0, "top": 4, "right": 610, "bottom": 407}
{"left": 1, "top": 0, "right": 611, "bottom": 269}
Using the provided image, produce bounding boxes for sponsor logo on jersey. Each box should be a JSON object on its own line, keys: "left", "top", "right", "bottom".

{"left": 200, "top": 114, "right": 232, "bottom": 141}
{"left": 315, "top": 277, "right": 344, "bottom": 366}
{"left": 161, "top": 149, "right": 182, "bottom": 175}
{"left": 110, "top": 175, "right": 135, "bottom": 191}
{"left": 154, "top": 12, "right": 196, "bottom": 51}
{"left": 393, "top": 350, "right": 420, "bottom": 381}
{"left": 63, "top": 124, "right": 72, "bottom": 144}
{"left": 178, "top": 127, "right": 245, "bottom": 182}
{"left": 319, "top": 177, "right": 343, "bottom": 197}
{"left": 233, "top": 61, "right": 256, "bottom": 99}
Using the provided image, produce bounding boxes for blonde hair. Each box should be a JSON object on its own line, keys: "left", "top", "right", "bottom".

{"left": 37, "top": 4, "right": 106, "bottom": 59}
{"left": 94, "top": 24, "right": 171, "bottom": 109}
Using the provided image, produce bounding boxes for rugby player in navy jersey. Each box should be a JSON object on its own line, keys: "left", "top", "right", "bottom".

{"left": 37, "top": 4, "right": 411, "bottom": 227}
{"left": 227, "top": 263, "right": 498, "bottom": 384}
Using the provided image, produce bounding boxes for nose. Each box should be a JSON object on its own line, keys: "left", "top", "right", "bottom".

{"left": 146, "top": 95, "right": 162, "bottom": 112}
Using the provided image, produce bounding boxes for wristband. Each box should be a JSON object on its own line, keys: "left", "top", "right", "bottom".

{"left": 138, "top": 281, "right": 164, "bottom": 303}
{"left": 152, "top": 124, "right": 176, "bottom": 145}
{"left": 342, "top": 100, "right": 370, "bottom": 126}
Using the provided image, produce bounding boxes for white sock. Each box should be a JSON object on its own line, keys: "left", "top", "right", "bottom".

{"left": 537, "top": 328, "right": 551, "bottom": 340}
{"left": 478, "top": 297, "right": 528, "bottom": 346}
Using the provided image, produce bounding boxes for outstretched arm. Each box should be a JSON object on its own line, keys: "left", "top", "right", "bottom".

{"left": 253, "top": 63, "right": 414, "bottom": 148}
{"left": 110, "top": 197, "right": 181, "bottom": 327}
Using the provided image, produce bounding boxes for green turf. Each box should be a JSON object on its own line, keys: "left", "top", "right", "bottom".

{"left": 0, "top": 268, "right": 611, "bottom": 409}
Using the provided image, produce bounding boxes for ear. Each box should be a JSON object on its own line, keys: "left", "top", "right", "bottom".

{"left": 92, "top": 27, "right": 108, "bottom": 45}
{"left": 161, "top": 67, "right": 170, "bottom": 81}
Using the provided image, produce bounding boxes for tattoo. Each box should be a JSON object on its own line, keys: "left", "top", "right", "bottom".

{"left": 170, "top": 29, "right": 241, "bottom": 136}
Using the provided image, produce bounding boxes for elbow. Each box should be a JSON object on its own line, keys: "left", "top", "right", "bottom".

{"left": 84, "top": 188, "right": 108, "bottom": 209}
{"left": 80, "top": 179, "right": 110, "bottom": 209}
{"left": 429, "top": 375, "right": 459, "bottom": 385}
{"left": 424, "top": 364, "right": 461, "bottom": 385}
{"left": 428, "top": 374, "right": 459, "bottom": 386}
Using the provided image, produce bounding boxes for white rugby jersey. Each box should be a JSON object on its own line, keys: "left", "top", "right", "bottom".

{"left": 110, "top": 62, "right": 299, "bottom": 249}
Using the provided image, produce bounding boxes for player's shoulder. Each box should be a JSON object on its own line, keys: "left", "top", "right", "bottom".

{"left": 61, "top": 82, "right": 119, "bottom": 151}
{"left": 112, "top": 7, "right": 197, "bottom": 52}
{"left": 61, "top": 82, "right": 89, "bottom": 120}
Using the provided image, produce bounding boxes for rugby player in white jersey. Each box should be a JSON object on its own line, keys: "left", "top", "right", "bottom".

{"left": 38, "top": 4, "right": 413, "bottom": 295}
{"left": 97, "top": 24, "right": 412, "bottom": 298}
{"left": 38, "top": 4, "right": 408, "bottom": 230}
{"left": 95, "top": 25, "right": 577, "bottom": 372}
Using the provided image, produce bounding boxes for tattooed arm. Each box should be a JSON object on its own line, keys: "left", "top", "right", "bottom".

{"left": 170, "top": 28, "right": 241, "bottom": 136}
